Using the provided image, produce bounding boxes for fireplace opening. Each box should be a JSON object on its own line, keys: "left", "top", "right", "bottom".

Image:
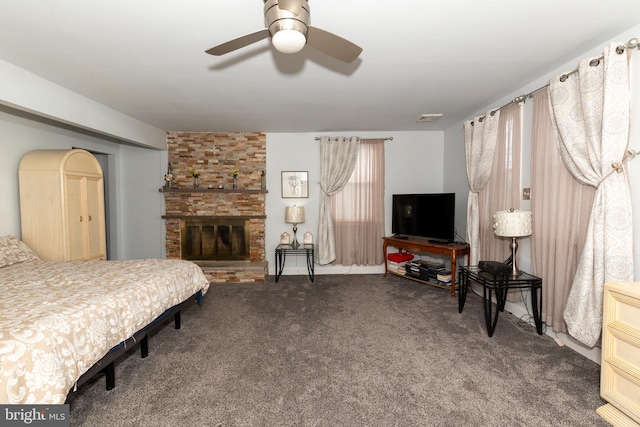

{"left": 181, "top": 217, "right": 250, "bottom": 261}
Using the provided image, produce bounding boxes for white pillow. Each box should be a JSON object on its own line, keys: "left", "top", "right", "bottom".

{"left": 0, "top": 235, "right": 40, "bottom": 268}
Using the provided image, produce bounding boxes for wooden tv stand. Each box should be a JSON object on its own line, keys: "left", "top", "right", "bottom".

{"left": 382, "top": 236, "right": 470, "bottom": 298}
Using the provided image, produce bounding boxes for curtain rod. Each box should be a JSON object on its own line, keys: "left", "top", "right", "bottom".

{"left": 472, "top": 37, "right": 638, "bottom": 124}
{"left": 314, "top": 137, "right": 393, "bottom": 141}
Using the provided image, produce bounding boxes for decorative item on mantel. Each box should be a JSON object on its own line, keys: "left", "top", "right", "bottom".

{"left": 231, "top": 168, "right": 240, "bottom": 189}
{"left": 261, "top": 170, "right": 266, "bottom": 190}
{"left": 164, "top": 163, "right": 174, "bottom": 189}
{"left": 188, "top": 168, "right": 200, "bottom": 189}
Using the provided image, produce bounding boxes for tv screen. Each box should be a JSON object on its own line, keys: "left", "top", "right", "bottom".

{"left": 391, "top": 193, "right": 456, "bottom": 242}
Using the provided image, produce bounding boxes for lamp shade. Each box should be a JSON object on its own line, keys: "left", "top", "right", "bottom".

{"left": 285, "top": 205, "right": 305, "bottom": 224}
{"left": 493, "top": 209, "right": 532, "bottom": 237}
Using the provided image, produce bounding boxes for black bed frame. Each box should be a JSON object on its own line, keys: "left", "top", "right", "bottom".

{"left": 73, "top": 290, "right": 204, "bottom": 393}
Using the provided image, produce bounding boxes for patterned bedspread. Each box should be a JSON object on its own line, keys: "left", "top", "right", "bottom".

{"left": 0, "top": 258, "right": 210, "bottom": 404}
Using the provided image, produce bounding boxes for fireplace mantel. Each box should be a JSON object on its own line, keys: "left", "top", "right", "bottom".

{"left": 159, "top": 188, "right": 268, "bottom": 194}
{"left": 162, "top": 214, "right": 266, "bottom": 219}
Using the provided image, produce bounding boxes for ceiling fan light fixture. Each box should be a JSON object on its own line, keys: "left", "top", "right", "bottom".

{"left": 272, "top": 29, "right": 306, "bottom": 54}
{"left": 206, "top": 0, "right": 362, "bottom": 63}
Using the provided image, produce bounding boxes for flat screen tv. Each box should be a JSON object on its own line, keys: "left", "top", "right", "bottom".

{"left": 391, "top": 193, "right": 456, "bottom": 242}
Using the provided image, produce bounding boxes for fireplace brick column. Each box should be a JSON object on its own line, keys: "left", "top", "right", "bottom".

{"left": 163, "top": 132, "right": 267, "bottom": 283}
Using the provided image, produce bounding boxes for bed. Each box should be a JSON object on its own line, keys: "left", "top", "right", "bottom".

{"left": 0, "top": 235, "right": 210, "bottom": 404}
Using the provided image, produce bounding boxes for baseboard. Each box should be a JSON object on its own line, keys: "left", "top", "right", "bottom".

{"left": 271, "top": 264, "right": 385, "bottom": 276}
{"left": 501, "top": 294, "right": 601, "bottom": 364}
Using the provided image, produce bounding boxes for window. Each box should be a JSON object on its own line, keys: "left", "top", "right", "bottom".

{"left": 331, "top": 140, "right": 385, "bottom": 265}
{"left": 478, "top": 102, "right": 522, "bottom": 262}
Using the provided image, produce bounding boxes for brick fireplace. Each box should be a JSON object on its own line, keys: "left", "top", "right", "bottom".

{"left": 163, "top": 132, "right": 267, "bottom": 283}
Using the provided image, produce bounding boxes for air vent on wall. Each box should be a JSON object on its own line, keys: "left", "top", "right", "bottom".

{"left": 417, "top": 113, "right": 443, "bottom": 122}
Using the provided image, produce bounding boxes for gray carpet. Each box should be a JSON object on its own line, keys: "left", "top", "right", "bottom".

{"left": 66, "top": 274, "right": 608, "bottom": 426}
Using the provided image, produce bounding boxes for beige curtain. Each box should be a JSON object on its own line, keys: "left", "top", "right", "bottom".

{"left": 549, "top": 43, "right": 634, "bottom": 346}
{"left": 464, "top": 110, "right": 500, "bottom": 265}
{"left": 332, "top": 139, "right": 385, "bottom": 265}
{"left": 316, "top": 136, "right": 359, "bottom": 265}
{"left": 530, "top": 89, "right": 595, "bottom": 333}
{"left": 478, "top": 102, "right": 522, "bottom": 263}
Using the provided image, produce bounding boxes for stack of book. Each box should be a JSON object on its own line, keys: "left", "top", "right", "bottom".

{"left": 435, "top": 270, "right": 452, "bottom": 286}
{"left": 405, "top": 260, "right": 451, "bottom": 286}
{"left": 388, "top": 260, "right": 408, "bottom": 275}
{"left": 387, "top": 252, "right": 414, "bottom": 275}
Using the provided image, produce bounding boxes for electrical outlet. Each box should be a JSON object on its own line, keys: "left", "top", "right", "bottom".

{"left": 523, "top": 188, "right": 531, "bottom": 200}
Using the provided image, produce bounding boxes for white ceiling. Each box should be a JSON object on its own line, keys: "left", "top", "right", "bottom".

{"left": 0, "top": 1, "right": 639, "bottom": 133}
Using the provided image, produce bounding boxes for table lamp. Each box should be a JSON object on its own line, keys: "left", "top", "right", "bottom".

{"left": 285, "top": 205, "right": 305, "bottom": 248}
{"left": 493, "top": 208, "right": 532, "bottom": 277}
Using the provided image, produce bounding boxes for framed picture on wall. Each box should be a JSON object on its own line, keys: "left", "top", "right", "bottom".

{"left": 281, "top": 171, "right": 309, "bottom": 198}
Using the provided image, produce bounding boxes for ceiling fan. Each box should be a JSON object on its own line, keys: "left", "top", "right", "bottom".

{"left": 205, "top": 0, "right": 362, "bottom": 63}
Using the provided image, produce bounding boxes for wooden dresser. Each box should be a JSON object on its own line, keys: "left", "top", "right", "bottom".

{"left": 597, "top": 281, "right": 640, "bottom": 426}
{"left": 19, "top": 149, "right": 106, "bottom": 261}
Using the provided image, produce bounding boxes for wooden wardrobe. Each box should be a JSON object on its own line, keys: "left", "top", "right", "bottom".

{"left": 19, "top": 149, "right": 106, "bottom": 261}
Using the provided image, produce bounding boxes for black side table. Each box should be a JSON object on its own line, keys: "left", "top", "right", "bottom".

{"left": 458, "top": 265, "right": 543, "bottom": 337}
{"left": 275, "top": 243, "right": 314, "bottom": 283}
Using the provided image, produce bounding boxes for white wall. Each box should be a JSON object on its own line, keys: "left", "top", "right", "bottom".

{"left": 443, "top": 24, "right": 640, "bottom": 362}
{"left": 118, "top": 145, "right": 168, "bottom": 259}
{"left": 0, "top": 59, "right": 167, "bottom": 149}
{"left": 265, "top": 131, "right": 444, "bottom": 276}
{"left": 443, "top": 124, "right": 467, "bottom": 239}
{"left": 0, "top": 106, "right": 167, "bottom": 260}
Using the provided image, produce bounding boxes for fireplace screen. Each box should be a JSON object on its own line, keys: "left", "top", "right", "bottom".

{"left": 181, "top": 217, "right": 250, "bottom": 261}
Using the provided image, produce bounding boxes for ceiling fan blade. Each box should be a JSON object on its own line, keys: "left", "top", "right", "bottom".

{"left": 205, "top": 29, "right": 270, "bottom": 56}
{"left": 277, "top": 0, "right": 302, "bottom": 15}
{"left": 306, "top": 26, "right": 362, "bottom": 63}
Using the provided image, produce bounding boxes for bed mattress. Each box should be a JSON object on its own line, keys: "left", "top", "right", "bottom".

{"left": 0, "top": 258, "right": 209, "bottom": 404}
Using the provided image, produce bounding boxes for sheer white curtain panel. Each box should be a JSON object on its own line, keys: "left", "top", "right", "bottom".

{"left": 478, "top": 102, "right": 522, "bottom": 264}
{"left": 530, "top": 89, "right": 595, "bottom": 333}
{"left": 332, "top": 139, "right": 385, "bottom": 265}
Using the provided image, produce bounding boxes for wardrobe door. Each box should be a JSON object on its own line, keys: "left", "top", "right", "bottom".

{"left": 65, "top": 175, "right": 86, "bottom": 261}
{"left": 85, "top": 176, "right": 106, "bottom": 260}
